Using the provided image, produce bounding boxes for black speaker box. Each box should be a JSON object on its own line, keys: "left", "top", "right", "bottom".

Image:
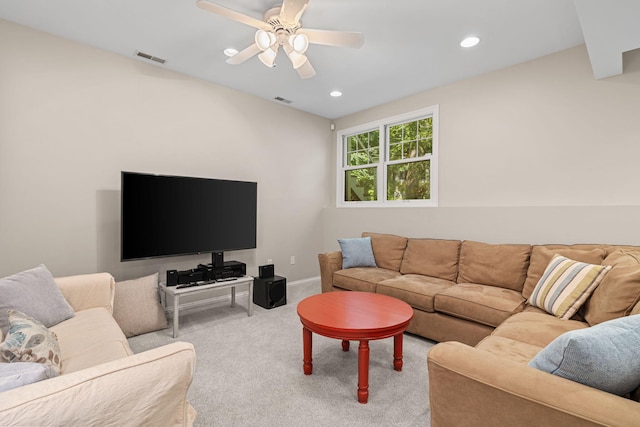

{"left": 166, "top": 270, "right": 178, "bottom": 286}
{"left": 259, "top": 264, "right": 274, "bottom": 279}
{"left": 253, "top": 275, "right": 286, "bottom": 309}
{"left": 213, "top": 252, "right": 224, "bottom": 268}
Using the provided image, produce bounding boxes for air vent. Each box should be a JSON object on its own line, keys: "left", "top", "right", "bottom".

{"left": 135, "top": 51, "right": 166, "bottom": 64}
{"left": 274, "top": 96, "right": 292, "bottom": 104}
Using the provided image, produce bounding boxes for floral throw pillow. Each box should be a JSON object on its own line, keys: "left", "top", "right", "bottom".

{"left": 0, "top": 310, "right": 62, "bottom": 374}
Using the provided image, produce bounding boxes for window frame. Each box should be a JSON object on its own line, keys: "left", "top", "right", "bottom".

{"left": 336, "top": 105, "right": 439, "bottom": 207}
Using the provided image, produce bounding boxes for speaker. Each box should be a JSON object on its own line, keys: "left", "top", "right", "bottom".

{"left": 213, "top": 252, "right": 224, "bottom": 268}
{"left": 259, "top": 264, "right": 274, "bottom": 279}
{"left": 253, "top": 276, "right": 286, "bottom": 309}
{"left": 166, "top": 270, "right": 178, "bottom": 286}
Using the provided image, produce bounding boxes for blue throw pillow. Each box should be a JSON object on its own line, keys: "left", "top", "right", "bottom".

{"left": 528, "top": 314, "right": 640, "bottom": 396}
{"left": 338, "top": 237, "right": 377, "bottom": 269}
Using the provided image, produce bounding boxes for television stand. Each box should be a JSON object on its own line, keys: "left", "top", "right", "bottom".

{"left": 159, "top": 275, "right": 254, "bottom": 338}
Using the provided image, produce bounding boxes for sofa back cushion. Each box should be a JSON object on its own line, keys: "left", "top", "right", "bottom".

{"left": 522, "top": 246, "right": 607, "bottom": 300}
{"left": 582, "top": 250, "right": 640, "bottom": 326}
{"left": 361, "top": 232, "right": 408, "bottom": 271}
{"left": 400, "top": 238, "right": 461, "bottom": 281}
{"left": 457, "top": 241, "right": 531, "bottom": 291}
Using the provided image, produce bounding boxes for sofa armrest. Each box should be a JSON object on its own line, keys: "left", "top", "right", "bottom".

{"left": 55, "top": 273, "right": 115, "bottom": 314}
{"left": 427, "top": 341, "right": 640, "bottom": 427}
{"left": 318, "top": 251, "right": 343, "bottom": 293}
{"left": 0, "top": 341, "right": 196, "bottom": 426}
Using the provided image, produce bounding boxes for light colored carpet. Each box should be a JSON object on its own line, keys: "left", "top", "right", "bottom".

{"left": 128, "top": 281, "right": 434, "bottom": 426}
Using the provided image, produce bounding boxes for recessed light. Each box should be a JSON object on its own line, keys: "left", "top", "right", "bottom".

{"left": 223, "top": 48, "right": 239, "bottom": 57}
{"left": 330, "top": 90, "right": 342, "bottom": 97}
{"left": 460, "top": 36, "right": 480, "bottom": 48}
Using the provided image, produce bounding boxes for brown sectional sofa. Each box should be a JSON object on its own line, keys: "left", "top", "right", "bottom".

{"left": 318, "top": 232, "right": 640, "bottom": 426}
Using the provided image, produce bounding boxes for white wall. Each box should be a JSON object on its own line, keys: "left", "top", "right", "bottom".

{"left": 0, "top": 20, "right": 332, "bottom": 281}
{"left": 325, "top": 45, "right": 640, "bottom": 249}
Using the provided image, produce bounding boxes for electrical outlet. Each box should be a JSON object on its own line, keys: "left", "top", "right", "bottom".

{"left": 290, "top": 255, "right": 296, "bottom": 265}
{"left": 267, "top": 259, "right": 273, "bottom": 264}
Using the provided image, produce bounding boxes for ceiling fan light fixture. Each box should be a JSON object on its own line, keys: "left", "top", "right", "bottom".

{"left": 258, "top": 47, "right": 277, "bottom": 67}
{"left": 290, "top": 33, "right": 309, "bottom": 54}
{"left": 223, "top": 48, "right": 239, "bottom": 57}
{"left": 255, "top": 29, "right": 276, "bottom": 51}
{"left": 286, "top": 50, "right": 307, "bottom": 69}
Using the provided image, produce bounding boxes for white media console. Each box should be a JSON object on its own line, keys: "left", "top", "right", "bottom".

{"left": 159, "top": 275, "right": 254, "bottom": 338}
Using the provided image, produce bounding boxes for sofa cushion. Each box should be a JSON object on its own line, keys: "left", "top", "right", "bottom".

{"left": 333, "top": 268, "right": 401, "bottom": 293}
{"left": 457, "top": 241, "right": 531, "bottom": 291}
{"left": 337, "top": 237, "right": 377, "bottom": 269}
{"left": 113, "top": 273, "right": 168, "bottom": 338}
{"left": 376, "top": 274, "right": 455, "bottom": 312}
{"left": 491, "top": 310, "right": 588, "bottom": 348}
{"left": 400, "top": 238, "right": 461, "bottom": 281}
{"left": 583, "top": 250, "right": 640, "bottom": 326}
{"left": 0, "top": 265, "right": 75, "bottom": 335}
{"left": 361, "top": 232, "right": 408, "bottom": 271}
{"left": 0, "top": 310, "right": 62, "bottom": 374}
{"left": 529, "top": 255, "right": 611, "bottom": 320}
{"left": 0, "top": 362, "right": 59, "bottom": 392}
{"left": 476, "top": 336, "right": 543, "bottom": 365}
{"left": 529, "top": 314, "right": 640, "bottom": 396}
{"left": 434, "top": 284, "right": 526, "bottom": 327}
{"left": 50, "top": 307, "right": 133, "bottom": 374}
{"left": 522, "top": 246, "right": 607, "bottom": 300}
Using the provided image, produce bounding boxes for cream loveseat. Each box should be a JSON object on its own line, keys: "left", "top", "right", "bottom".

{"left": 0, "top": 272, "right": 196, "bottom": 426}
{"left": 318, "top": 232, "right": 640, "bottom": 426}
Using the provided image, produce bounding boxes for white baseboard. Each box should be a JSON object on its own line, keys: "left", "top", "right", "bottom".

{"left": 163, "top": 276, "right": 319, "bottom": 314}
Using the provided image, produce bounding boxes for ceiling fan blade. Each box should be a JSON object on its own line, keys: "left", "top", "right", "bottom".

{"left": 296, "top": 59, "right": 316, "bottom": 79}
{"left": 279, "top": 0, "right": 310, "bottom": 25}
{"left": 226, "top": 43, "right": 261, "bottom": 65}
{"left": 299, "top": 28, "right": 364, "bottom": 48}
{"left": 196, "top": 0, "right": 268, "bottom": 30}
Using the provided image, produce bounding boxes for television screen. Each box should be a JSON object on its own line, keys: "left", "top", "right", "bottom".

{"left": 121, "top": 172, "right": 257, "bottom": 261}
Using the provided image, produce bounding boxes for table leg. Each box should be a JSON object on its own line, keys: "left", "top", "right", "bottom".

{"left": 303, "top": 327, "right": 313, "bottom": 375}
{"left": 173, "top": 293, "right": 179, "bottom": 339}
{"left": 393, "top": 333, "right": 404, "bottom": 371}
{"left": 358, "top": 340, "right": 370, "bottom": 404}
{"left": 342, "top": 340, "right": 350, "bottom": 352}
{"left": 231, "top": 286, "right": 236, "bottom": 308}
{"left": 248, "top": 280, "right": 253, "bottom": 317}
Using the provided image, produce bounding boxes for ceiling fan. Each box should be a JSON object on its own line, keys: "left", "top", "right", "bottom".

{"left": 196, "top": 0, "right": 365, "bottom": 79}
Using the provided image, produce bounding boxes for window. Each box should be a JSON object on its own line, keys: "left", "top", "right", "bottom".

{"left": 337, "top": 106, "right": 438, "bottom": 207}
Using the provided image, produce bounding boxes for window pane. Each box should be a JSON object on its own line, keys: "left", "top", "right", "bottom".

{"left": 403, "top": 141, "right": 417, "bottom": 159}
{"left": 389, "top": 124, "right": 402, "bottom": 143}
{"left": 348, "top": 136, "right": 358, "bottom": 152}
{"left": 370, "top": 130, "right": 380, "bottom": 147}
{"left": 357, "top": 133, "right": 368, "bottom": 150}
{"left": 418, "top": 138, "right": 432, "bottom": 155}
{"left": 345, "top": 168, "right": 377, "bottom": 201}
{"left": 370, "top": 146, "right": 380, "bottom": 163}
{"left": 387, "top": 160, "right": 431, "bottom": 200}
{"left": 418, "top": 118, "right": 432, "bottom": 139}
{"left": 348, "top": 152, "right": 369, "bottom": 166}
{"left": 389, "top": 142, "right": 403, "bottom": 161}
{"left": 404, "top": 121, "right": 417, "bottom": 140}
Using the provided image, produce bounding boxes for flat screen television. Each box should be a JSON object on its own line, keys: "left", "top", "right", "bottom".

{"left": 121, "top": 171, "right": 257, "bottom": 262}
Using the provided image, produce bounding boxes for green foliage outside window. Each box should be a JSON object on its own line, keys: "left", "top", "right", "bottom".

{"left": 342, "top": 116, "right": 433, "bottom": 202}
{"left": 387, "top": 117, "right": 432, "bottom": 200}
{"left": 346, "top": 130, "right": 379, "bottom": 166}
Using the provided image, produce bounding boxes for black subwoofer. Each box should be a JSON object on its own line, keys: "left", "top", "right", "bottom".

{"left": 253, "top": 275, "right": 286, "bottom": 309}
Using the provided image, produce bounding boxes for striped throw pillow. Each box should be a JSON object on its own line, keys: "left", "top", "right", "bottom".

{"left": 529, "top": 255, "right": 612, "bottom": 320}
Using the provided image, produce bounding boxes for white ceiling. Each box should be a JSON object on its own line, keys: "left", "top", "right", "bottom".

{"left": 1, "top": 0, "right": 638, "bottom": 119}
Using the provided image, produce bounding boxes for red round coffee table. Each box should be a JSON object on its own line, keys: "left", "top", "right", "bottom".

{"left": 297, "top": 291, "right": 413, "bottom": 404}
